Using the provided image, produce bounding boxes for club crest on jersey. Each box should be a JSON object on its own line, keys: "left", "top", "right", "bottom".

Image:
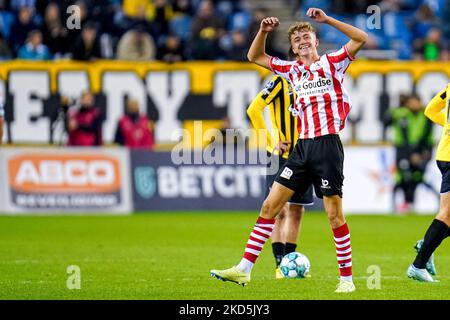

{"left": 265, "top": 80, "right": 275, "bottom": 89}
{"left": 280, "top": 167, "right": 293, "bottom": 180}
{"left": 301, "top": 71, "right": 309, "bottom": 82}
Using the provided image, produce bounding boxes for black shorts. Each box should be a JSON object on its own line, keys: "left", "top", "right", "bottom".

{"left": 265, "top": 152, "right": 314, "bottom": 205}
{"left": 437, "top": 160, "right": 450, "bottom": 193}
{"left": 275, "top": 134, "right": 344, "bottom": 199}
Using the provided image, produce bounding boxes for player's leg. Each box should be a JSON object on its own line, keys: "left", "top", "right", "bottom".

{"left": 210, "top": 182, "right": 294, "bottom": 285}
{"left": 272, "top": 204, "right": 287, "bottom": 277}
{"left": 408, "top": 160, "right": 450, "bottom": 282}
{"left": 283, "top": 203, "right": 304, "bottom": 254}
{"left": 210, "top": 142, "right": 308, "bottom": 285}
{"left": 283, "top": 184, "right": 314, "bottom": 254}
{"left": 312, "top": 135, "right": 354, "bottom": 292}
{"left": 408, "top": 192, "right": 450, "bottom": 282}
{"left": 322, "top": 195, "right": 354, "bottom": 292}
{"left": 266, "top": 154, "right": 289, "bottom": 271}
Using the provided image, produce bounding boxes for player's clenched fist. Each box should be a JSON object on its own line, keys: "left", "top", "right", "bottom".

{"left": 260, "top": 17, "right": 280, "bottom": 33}
{"left": 306, "top": 8, "right": 329, "bottom": 23}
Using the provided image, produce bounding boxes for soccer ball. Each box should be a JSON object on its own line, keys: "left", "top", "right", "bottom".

{"left": 279, "top": 252, "right": 310, "bottom": 279}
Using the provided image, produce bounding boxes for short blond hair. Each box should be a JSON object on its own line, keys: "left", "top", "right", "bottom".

{"left": 287, "top": 22, "right": 316, "bottom": 41}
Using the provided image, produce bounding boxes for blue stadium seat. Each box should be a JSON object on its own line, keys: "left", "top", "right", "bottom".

{"left": 383, "top": 12, "right": 411, "bottom": 41}
{"left": 381, "top": 13, "right": 413, "bottom": 60}
{"left": 169, "top": 15, "right": 193, "bottom": 42}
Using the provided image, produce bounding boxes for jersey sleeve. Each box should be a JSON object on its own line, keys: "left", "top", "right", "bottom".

{"left": 325, "top": 45, "right": 355, "bottom": 77}
{"left": 269, "top": 56, "right": 295, "bottom": 80}
{"left": 246, "top": 76, "right": 282, "bottom": 127}
{"left": 247, "top": 94, "right": 268, "bottom": 130}
{"left": 424, "top": 88, "right": 447, "bottom": 126}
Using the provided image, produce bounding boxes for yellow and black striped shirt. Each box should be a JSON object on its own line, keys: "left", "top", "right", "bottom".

{"left": 424, "top": 83, "right": 450, "bottom": 162}
{"left": 247, "top": 75, "right": 299, "bottom": 159}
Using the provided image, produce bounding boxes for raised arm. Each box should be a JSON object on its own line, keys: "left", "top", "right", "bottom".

{"left": 247, "top": 17, "right": 280, "bottom": 69}
{"left": 306, "top": 8, "right": 368, "bottom": 57}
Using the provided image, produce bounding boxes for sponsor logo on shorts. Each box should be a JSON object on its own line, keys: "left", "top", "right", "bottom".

{"left": 280, "top": 167, "right": 293, "bottom": 180}
{"left": 321, "top": 178, "right": 331, "bottom": 189}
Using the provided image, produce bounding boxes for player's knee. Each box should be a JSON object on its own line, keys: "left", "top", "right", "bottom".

{"left": 326, "top": 207, "right": 344, "bottom": 228}
{"left": 276, "top": 206, "right": 287, "bottom": 220}
{"left": 436, "top": 207, "right": 450, "bottom": 225}
{"left": 261, "top": 199, "right": 278, "bottom": 219}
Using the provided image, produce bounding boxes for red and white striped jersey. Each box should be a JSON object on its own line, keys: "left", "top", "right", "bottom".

{"left": 269, "top": 45, "right": 354, "bottom": 139}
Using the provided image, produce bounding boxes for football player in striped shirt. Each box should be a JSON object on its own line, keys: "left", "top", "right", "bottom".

{"left": 247, "top": 72, "right": 314, "bottom": 279}
{"left": 407, "top": 84, "right": 450, "bottom": 282}
{"left": 210, "top": 8, "right": 367, "bottom": 293}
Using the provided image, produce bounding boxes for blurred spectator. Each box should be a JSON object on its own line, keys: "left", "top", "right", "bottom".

{"left": 17, "top": 30, "right": 51, "bottom": 60}
{"left": 384, "top": 94, "right": 436, "bottom": 213}
{"left": 225, "top": 29, "right": 247, "bottom": 61}
{"left": 41, "top": 2, "right": 69, "bottom": 57}
{"left": 2, "top": 0, "right": 443, "bottom": 62}
{"left": 114, "top": 98, "right": 154, "bottom": 149}
{"left": 122, "top": 0, "right": 151, "bottom": 19}
{"left": 412, "top": 3, "right": 440, "bottom": 40}
{"left": 71, "top": 22, "right": 102, "bottom": 61}
{"left": 89, "top": 0, "right": 120, "bottom": 36}
{"left": 66, "top": 0, "right": 90, "bottom": 46}
{"left": 191, "top": 0, "right": 226, "bottom": 60}
{"left": 9, "top": 6, "right": 39, "bottom": 54}
{"left": 191, "top": 0, "right": 225, "bottom": 42}
{"left": 191, "top": 26, "right": 225, "bottom": 60}
{"left": 156, "top": 34, "right": 185, "bottom": 62}
{"left": 122, "top": 0, "right": 174, "bottom": 42}
{"left": 414, "top": 28, "right": 444, "bottom": 61}
{"left": 149, "top": 0, "right": 174, "bottom": 42}
{"left": 116, "top": 25, "right": 156, "bottom": 60}
{"left": 0, "top": 33, "right": 13, "bottom": 60}
{"left": 67, "top": 91, "right": 102, "bottom": 146}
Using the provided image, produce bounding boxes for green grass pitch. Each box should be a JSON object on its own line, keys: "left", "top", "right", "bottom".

{"left": 0, "top": 212, "right": 448, "bottom": 300}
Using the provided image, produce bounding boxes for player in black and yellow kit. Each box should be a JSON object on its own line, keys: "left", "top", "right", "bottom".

{"left": 407, "top": 84, "right": 450, "bottom": 282}
{"left": 247, "top": 74, "right": 314, "bottom": 279}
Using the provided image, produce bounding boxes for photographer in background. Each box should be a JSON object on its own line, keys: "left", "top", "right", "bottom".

{"left": 384, "top": 93, "right": 437, "bottom": 213}
{"left": 67, "top": 91, "right": 103, "bottom": 146}
{"left": 114, "top": 98, "right": 154, "bottom": 149}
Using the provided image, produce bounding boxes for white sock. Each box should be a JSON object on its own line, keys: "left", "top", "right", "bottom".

{"left": 236, "top": 258, "right": 253, "bottom": 274}
{"left": 341, "top": 275, "right": 353, "bottom": 282}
